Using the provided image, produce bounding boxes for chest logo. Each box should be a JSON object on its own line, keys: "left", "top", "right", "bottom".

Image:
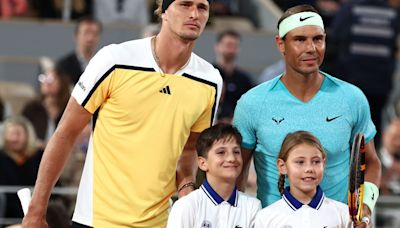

{"left": 159, "top": 85, "right": 171, "bottom": 95}
{"left": 326, "top": 115, "right": 342, "bottom": 122}
{"left": 201, "top": 220, "right": 212, "bottom": 228}
{"left": 272, "top": 117, "right": 285, "bottom": 124}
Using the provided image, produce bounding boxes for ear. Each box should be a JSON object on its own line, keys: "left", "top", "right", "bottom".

{"left": 277, "top": 158, "right": 287, "bottom": 175}
{"left": 198, "top": 156, "right": 208, "bottom": 172}
{"left": 275, "top": 35, "right": 285, "bottom": 56}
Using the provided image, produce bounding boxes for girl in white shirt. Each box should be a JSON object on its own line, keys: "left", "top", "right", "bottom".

{"left": 254, "top": 131, "right": 352, "bottom": 228}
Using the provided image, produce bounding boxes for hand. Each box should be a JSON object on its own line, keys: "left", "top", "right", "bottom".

{"left": 22, "top": 215, "right": 48, "bottom": 228}
{"left": 354, "top": 204, "right": 372, "bottom": 228}
{"left": 21, "top": 204, "right": 48, "bottom": 228}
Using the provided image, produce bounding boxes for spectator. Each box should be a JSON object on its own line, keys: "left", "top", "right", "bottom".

{"left": 327, "top": 0, "right": 400, "bottom": 146}
{"left": 210, "top": 0, "right": 239, "bottom": 15}
{"left": 93, "top": 0, "right": 149, "bottom": 25}
{"left": 22, "top": 67, "right": 71, "bottom": 146}
{"left": 213, "top": 30, "right": 253, "bottom": 123}
{"left": 0, "top": 116, "right": 42, "bottom": 219}
{"left": 380, "top": 118, "right": 400, "bottom": 195}
{"left": 56, "top": 16, "right": 102, "bottom": 85}
{"left": 0, "top": 0, "right": 28, "bottom": 19}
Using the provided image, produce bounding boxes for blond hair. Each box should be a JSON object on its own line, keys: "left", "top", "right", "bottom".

{"left": 1, "top": 116, "right": 39, "bottom": 158}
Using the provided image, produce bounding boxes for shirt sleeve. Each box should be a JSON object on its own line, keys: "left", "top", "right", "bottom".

{"left": 71, "top": 44, "right": 117, "bottom": 113}
{"left": 233, "top": 94, "right": 257, "bottom": 150}
{"left": 350, "top": 87, "right": 377, "bottom": 144}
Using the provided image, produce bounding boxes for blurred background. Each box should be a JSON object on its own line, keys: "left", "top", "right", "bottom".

{"left": 0, "top": 0, "right": 400, "bottom": 227}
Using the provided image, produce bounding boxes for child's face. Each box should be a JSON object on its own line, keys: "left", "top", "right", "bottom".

{"left": 278, "top": 143, "right": 325, "bottom": 197}
{"left": 198, "top": 137, "right": 243, "bottom": 182}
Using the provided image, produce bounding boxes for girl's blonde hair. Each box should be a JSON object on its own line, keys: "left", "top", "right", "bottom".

{"left": 0, "top": 116, "right": 39, "bottom": 158}
{"left": 277, "top": 131, "right": 326, "bottom": 195}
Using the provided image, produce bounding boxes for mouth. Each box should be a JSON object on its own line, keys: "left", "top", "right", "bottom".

{"left": 302, "top": 177, "right": 316, "bottom": 182}
{"left": 301, "top": 57, "right": 318, "bottom": 64}
{"left": 184, "top": 22, "right": 200, "bottom": 29}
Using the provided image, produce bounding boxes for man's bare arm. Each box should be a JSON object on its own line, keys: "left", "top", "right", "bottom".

{"left": 360, "top": 139, "right": 382, "bottom": 223}
{"left": 22, "top": 97, "right": 92, "bottom": 227}
{"left": 176, "top": 132, "right": 200, "bottom": 198}
{"left": 364, "top": 140, "right": 381, "bottom": 188}
{"left": 237, "top": 148, "right": 253, "bottom": 192}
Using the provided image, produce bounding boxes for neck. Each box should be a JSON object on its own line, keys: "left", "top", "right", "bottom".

{"left": 290, "top": 187, "right": 317, "bottom": 205}
{"left": 281, "top": 69, "right": 323, "bottom": 102}
{"left": 206, "top": 176, "right": 236, "bottom": 201}
{"left": 77, "top": 47, "right": 94, "bottom": 62}
{"left": 153, "top": 32, "right": 194, "bottom": 74}
{"left": 216, "top": 58, "right": 235, "bottom": 75}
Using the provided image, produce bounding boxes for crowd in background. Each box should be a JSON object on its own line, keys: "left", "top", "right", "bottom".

{"left": 1, "top": 0, "right": 400, "bottom": 226}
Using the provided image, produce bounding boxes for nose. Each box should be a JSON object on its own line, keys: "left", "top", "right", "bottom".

{"left": 305, "top": 40, "right": 316, "bottom": 53}
{"left": 226, "top": 151, "right": 236, "bottom": 162}
{"left": 189, "top": 6, "right": 199, "bottom": 19}
{"left": 304, "top": 163, "right": 314, "bottom": 173}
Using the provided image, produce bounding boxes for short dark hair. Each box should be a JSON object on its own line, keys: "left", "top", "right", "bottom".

{"left": 277, "top": 4, "right": 319, "bottom": 29}
{"left": 196, "top": 123, "right": 242, "bottom": 157}
{"left": 74, "top": 16, "right": 102, "bottom": 35}
{"left": 216, "top": 29, "right": 241, "bottom": 43}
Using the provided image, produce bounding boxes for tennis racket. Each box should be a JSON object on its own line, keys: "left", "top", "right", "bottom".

{"left": 348, "top": 133, "right": 366, "bottom": 224}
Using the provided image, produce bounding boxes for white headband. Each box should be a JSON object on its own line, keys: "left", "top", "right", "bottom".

{"left": 278, "top": 12, "right": 324, "bottom": 38}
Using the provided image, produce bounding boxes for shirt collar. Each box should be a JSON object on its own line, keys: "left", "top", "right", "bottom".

{"left": 282, "top": 186, "right": 325, "bottom": 211}
{"left": 266, "top": 71, "right": 339, "bottom": 91}
{"left": 201, "top": 179, "right": 238, "bottom": 207}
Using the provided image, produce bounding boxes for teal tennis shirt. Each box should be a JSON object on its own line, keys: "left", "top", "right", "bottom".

{"left": 233, "top": 72, "right": 376, "bottom": 207}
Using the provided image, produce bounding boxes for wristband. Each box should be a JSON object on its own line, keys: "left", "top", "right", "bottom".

{"left": 363, "top": 181, "right": 379, "bottom": 212}
{"left": 178, "top": 182, "right": 195, "bottom": 192}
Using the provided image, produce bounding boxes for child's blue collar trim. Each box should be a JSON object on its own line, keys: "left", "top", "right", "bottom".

{"left": 282, "top": 185, "right": 324, "bottom": 210}
{"left": 201, "top": 179, "right": 238, "bottom": 207}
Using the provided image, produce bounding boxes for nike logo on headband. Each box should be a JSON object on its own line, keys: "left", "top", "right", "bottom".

{"left": 299, "top": 16, "right": 314, "bottom": 22}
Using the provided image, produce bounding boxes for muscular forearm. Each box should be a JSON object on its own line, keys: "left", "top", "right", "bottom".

{"left": 27, "top": 128, "right": 78, "bottom": 216}
{"left": 365, "top": 159, "right": 381, "bottom": 186}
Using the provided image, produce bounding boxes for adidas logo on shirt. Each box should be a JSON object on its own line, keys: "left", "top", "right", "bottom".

{"left": 159, "top": 85, "right": 171, "bottom": 95}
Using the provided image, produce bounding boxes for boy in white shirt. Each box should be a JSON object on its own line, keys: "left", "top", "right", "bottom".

{"left": 167, "top": 123, "right": 261, "bottom": 228}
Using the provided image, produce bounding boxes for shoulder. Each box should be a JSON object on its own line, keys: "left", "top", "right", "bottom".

{"left": 186, "top": 53, "right": 222, "bottom": 85}
{"left": 256, "top": 199, "right": 285, "bottom": 218}
{"left": 95, "top": 38, "right": 153, "bottom": 68}
{"left": 323, "top": 197, "right": 348, "bottom": 210}
{"left": 171, "top": 189, "right": 201, "bottom": 210}
{"left": 324, "top": 72, "right": 367, "bottom": 100}
{"left": 238, "top": 191, "right": 262, "bottom": 208}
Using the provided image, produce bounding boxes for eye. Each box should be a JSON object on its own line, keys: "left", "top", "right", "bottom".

{"left": 180, "top": 2, "right": 191, "bottom": 7}
{"left": 312, "top": 159, "right": 322, "bottom": 165}
{"left": 198, "top": 4, "right": 208, "bottom": 11}
{"left": 234, "top": 149, "right": 241, "bottom": 154}
{"left": 295, "top": 160, "right": 304, "bottom": 165}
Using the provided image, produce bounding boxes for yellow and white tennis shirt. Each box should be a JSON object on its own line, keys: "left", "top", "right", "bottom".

{"left": 70, "top": 37, "right": 222, "bottom": 227}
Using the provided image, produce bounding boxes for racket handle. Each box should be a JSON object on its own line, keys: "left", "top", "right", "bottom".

{"left": 17, "top": 188, "right": 32, "bottom": 215}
